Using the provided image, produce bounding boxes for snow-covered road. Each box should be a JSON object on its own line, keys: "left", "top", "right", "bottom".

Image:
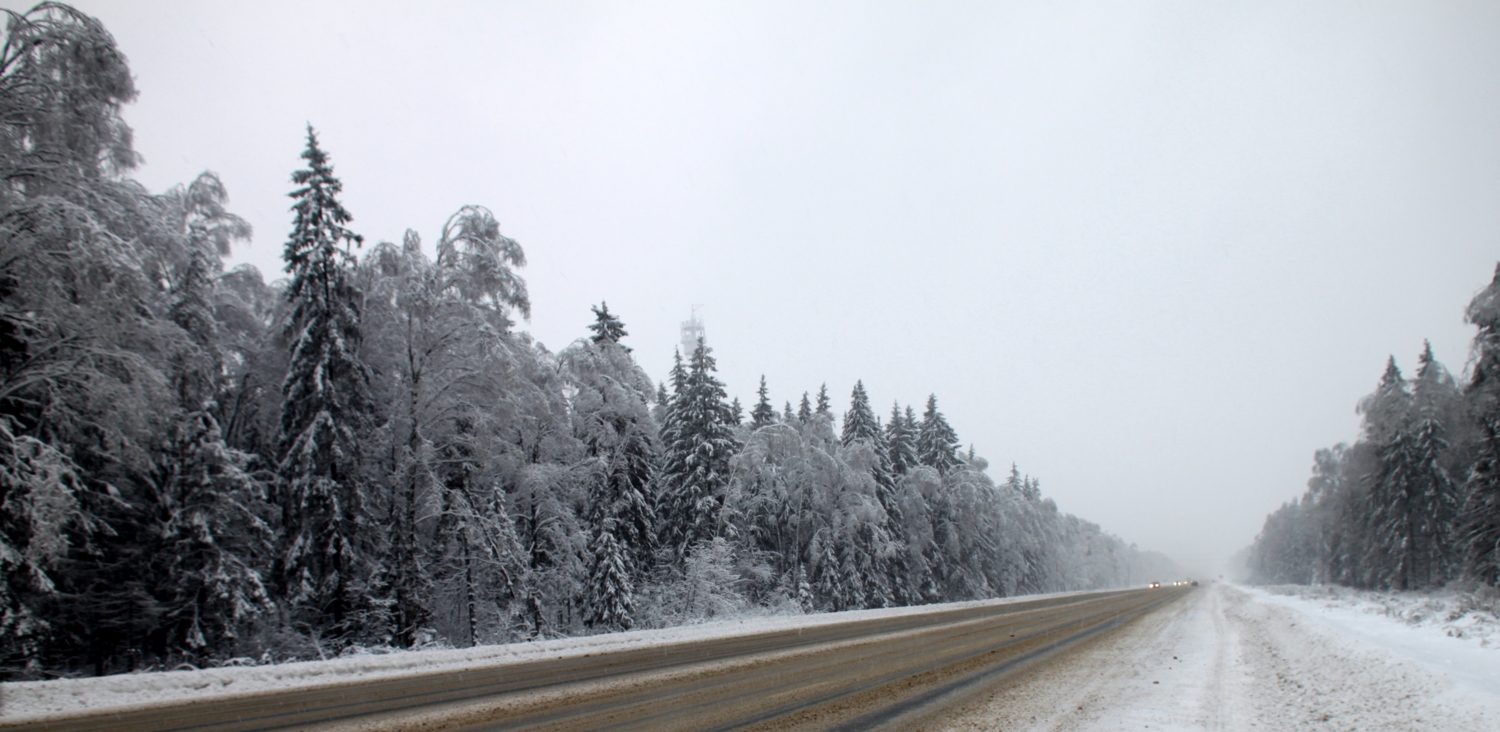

{"left": 927, "top": 582, "right": 1500, "bottom": 731}
{"left": 5, "top": 583, "right": 1498, "bottom": 730}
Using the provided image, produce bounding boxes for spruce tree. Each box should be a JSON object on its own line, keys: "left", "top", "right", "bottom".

{"left": 1409, "top": 341, "right": 1460, "bottom": 587}
{"left": 588, "top": 302, "right": 628, "bottom": 349}
{"left": 563, "top": 306, "right": 659, "bottom": 577}
{"left": 653, "top": 382, "right": 670, "bottom": 425}
{"left": 1464, "top": 263, "right": 1500, "bottom": 586}
{"left": 798, "top": 393, "right": 812, "bottom": 424}
{"left": 751, "top": 376, "right": 777, "bottom": 429}
{"left": 273, "top": 126, "right": 380, "bottom": 643}
{"left": 885, "top": 402, "right": 919, "bottom": 475}
{"left": 917, "top": 395, "right": 960, "bottom": 474}
{"left": 654, "top": 351, "right": 688, "bottom": 518}
{"left": 583, "top": 524, "right": 634, "bottom": 632}
{"left": 1363, "top": 357, "right": 1418, "bottom": 590}
{"left": 840, "top": 381, "right": 903, "bottom": 605}
{"left": 152, "top": 232, "right": 273, "bottom": 661}
{"left": 657, "top": 340, "right": 740, "bottom": 560}
{"left": 152, "top": 410, "right": 273, "bottom": 660}
{"left": 815, "top": 384, "right": 832, "bottom": 418}
{"left": 841, "top": 381, "right": 881, "bottom": 446}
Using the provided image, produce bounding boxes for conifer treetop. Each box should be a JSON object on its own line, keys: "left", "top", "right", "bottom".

{"left": 751, "top": 375, "right": 777, "bottom": 429}
{"left": 589, "top": 301, "right": 629, "bottom": 349}
{"left": 842, "top": 380, "right": 880, "bottom": 446}
{"left": 284, "top": 125, "right": 362, "bottom": 285}
{"left": 918, "top": 394, "right": 960, "bottom": 474}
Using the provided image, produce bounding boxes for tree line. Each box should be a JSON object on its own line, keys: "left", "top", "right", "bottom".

{"left": 1246, "top": 267, "right": 1500, "bottom": 592}
{"left": 0, "top": 3, "right": 1173, "bottom": 678}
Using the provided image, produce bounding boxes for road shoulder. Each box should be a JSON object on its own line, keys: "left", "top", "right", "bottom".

{"left": 924, "top": 583, "right": 1500, "bottom": 731}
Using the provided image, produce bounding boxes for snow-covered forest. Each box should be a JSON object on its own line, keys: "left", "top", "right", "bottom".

{"left": 0, "top": 3, "right": 1174, "bottom": 678}
{"left": 1246, "top": 266, "right": 1500, "bottom": 592}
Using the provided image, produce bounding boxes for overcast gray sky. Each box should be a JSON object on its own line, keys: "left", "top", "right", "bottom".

{"left": 36, "top": 0, "right": 1500, "bottom": 575}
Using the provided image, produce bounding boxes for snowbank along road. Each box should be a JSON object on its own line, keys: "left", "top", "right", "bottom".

{"left": 0, "top": 587, "right": 1183, "bottom": 731}
{"left": 927, "top": 582, "right": 1500, "bottom": 731}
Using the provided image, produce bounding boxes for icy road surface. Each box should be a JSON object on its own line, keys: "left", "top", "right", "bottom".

{"left": 927, "top": 582, "right": 1500, "bottom": 731}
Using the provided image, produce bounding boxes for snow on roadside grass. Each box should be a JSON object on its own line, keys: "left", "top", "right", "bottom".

{"left": 1256, "top": 584, "right": 1500, "bottom": 649}
{"left": 1247, "top": 583, "right": 1500, "bottom": 698}
{"left": 933, "top": 583, "right": 1500, "bottom": 732}
{"left": 0, "top": 589, "right": 1094, "bottom": 721}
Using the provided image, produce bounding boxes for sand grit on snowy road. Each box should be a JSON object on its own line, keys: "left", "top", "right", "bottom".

{"left": 926, "top": 582, "right": 1500, "bottom": 731}
{"left": 0, "top": 589, "right": 1180, "bottom": 731}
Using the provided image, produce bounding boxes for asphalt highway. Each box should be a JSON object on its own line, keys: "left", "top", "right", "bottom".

{"left": 1, "top": 586, "right": 1191, "bottom": 732}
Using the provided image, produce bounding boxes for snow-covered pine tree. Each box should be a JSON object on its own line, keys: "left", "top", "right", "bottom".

{"left": 1408, "top": 342, "right": 1460, "bottom": 587}
{"left": 841, "top": 382, "right": 905, "bottom": 604}
{"left": 151, "top": 180, "right": 271, "bottom": 662}
{"left": 653, "top": 382, "right": 671, "bottom": 425}
{"left": 583, "top": 522, "right": 634, "bottom": 632}
{"left": 151, "top": 409, "right": 274, "bottom": 661}
{"left": 1362, "top": 357, "right": 1419, "bottom": 590}
{"left": 1004, "top": 463, "right": 1024, "bottom": 495}
{"left": 917, "top": 395, "right": 961, "bottom": 474}
{"left": 751, "top": 376, "right": 777, "bottom": 429}
{"left": 840, "top": 381, "right": 881, "bottom": 446}
{"left": 562, "top": 304, "right": 658, "bottom": 579}
{"left": 1464, "top": 264, "right": 1500, "bottom": 586}
{"left": 1292, "top": 445, "right": 1348, "bottom": 585}
{"left": 605, "top": 428, "right": 659, "bottom": 572}
{"left": 273, "top": 126, "right": 382, "bottom": 644}
{"left": 815, "top": 384, "right": 832, "bottom": 418}
{"left": 811, "top": 522, "right": 855, "bottom": 611}
{"left": 730, "top": 397, "right": 744, "bottom": 427}
{"left": 798, "top": 393, "right": 813, "bottom": 424}
{"left": 588, "top": 302, "right": 628, "bottom": 349}
{"left": 885, "top": 402, "right": 919, "bottom": 476}
{"left": 654, "top": 351, "right": 687, "bottom": 518}
{"left": 1022, "top": 476, "right": 1041, "bottom": 502}
{"left": 783, "top": 401, "right": 796, "bottom": 423}
{"left": 657, "top": 340, "right": 740, "bottom": 561}
{"left": 1326, "top": 442, "right": 1378, "bottom": 587}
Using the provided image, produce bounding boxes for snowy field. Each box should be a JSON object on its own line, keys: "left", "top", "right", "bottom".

{"left": 931, "top": 582, "right": 1500, "bottom": 731}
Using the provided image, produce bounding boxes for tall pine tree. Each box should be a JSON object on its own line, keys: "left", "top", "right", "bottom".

{"left": 657, "top": 340, "right": 740, "bottom": 560}
{"left": 1363, "top": 357, "right": 1419, "bottom": 590}
{"left": 1408, "top": 341, "right": 1460, "bottom": 587}
{"left": 1464, "top": 264, "right": 1500, "bottom": 586}
{"left": 917, "top": 395, "right": 960, "bottom": 474}
{"left": 273, "top": 126, "right": 380, "bottom": 644}
{"left": 751, "top": 376, "right": 777, "bottom": 429}
{"left": 885, "top": 402, "right": 919, "bottom": 476}
{"left": 840, "top": 381, "right": 881, "bottom": 446}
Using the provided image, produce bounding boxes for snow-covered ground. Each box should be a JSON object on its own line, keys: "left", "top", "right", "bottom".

{"left": 0, "top": 590, "right": 1092, "bottom": 722}
{"left": 930, "top": 582, "right": 1500, "bottom": 731}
